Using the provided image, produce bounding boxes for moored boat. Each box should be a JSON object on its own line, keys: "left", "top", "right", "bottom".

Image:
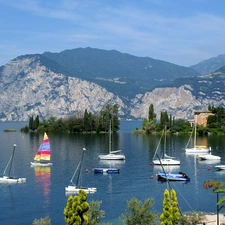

{"left": 93, "top": 167, "right": 120, "bottom": 174}
{"left": 0, "top": 144, "right": 26, "bottom": 183}
{"left": 65, "top": 148, "right": 97, "bottom": 194}
{"left": 30, "top": 133, "right": 52, "bottom": 167}
{"left": 185, "top": 123, "right": 210, "bottom": 154}
{"left": 156, "top": 171, "right": 190, "bottom": 181}
{"left": 196, "top": 152, "right": 221, "bottom": 161}
{"left": 215, "top": 165, "right": 225, "bottom": 170}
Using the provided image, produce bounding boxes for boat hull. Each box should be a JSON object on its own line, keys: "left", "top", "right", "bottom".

{"left": 215, "top": 165, "right": 225, "bottom": 170}
{"left": 65, "top": 185, "right": 97, "bottom": 193}
{"left": 152, "top": 158, "right": 180, "bottom": 165}
{"left": 93, "top": 168, "right": 120, "bottom": 174}
{"left": 156, "top": 172, "right": 190, "bottom": 181}
{"left": 98, "top": 154, "right": 125, "bottom": 160}
{"left": 197, "top": 154, "right": 221, "bottom": 160}
{"left": 185, "top": 147, "right": 210, "bottom": 154}
{"left": 0, "top": 176, "right": 26, "bottom": 183}
{"left": 30, "top": 162, "right": 53, "bottom": 167}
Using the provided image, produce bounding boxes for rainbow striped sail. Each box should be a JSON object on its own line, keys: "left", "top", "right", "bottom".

{"left": 34, "top": 133, "right": 51, "bottom": 162}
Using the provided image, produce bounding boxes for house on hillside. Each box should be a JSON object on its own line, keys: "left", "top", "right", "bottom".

{"left": 193, "top": 110, "right": 214, "bottom": 127}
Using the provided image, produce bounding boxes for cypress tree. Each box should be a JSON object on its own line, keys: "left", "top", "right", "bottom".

{"left": 64, "top": 190, "right": 89, "bottom": 225}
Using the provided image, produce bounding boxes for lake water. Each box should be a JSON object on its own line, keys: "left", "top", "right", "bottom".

{"left": 0, "top": 121, "right": 225, "bottom": 225}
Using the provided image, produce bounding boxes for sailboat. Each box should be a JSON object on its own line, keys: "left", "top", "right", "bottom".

{"left": 98, "top": 120, "right": 125, "bottom": 160}
{"left": 196, "top": 151, "right": 221, "bottom": 161}
{"left": 0, "top": 144, "right": 26, "bottom": 183}
{"left": 65, "top": 148, "right": 97, "bottom": 193}
{"left": 30, "top": 132, "right": 52, "bottom": 167}
{"left": 152, "top": 126, "right": 180, "bottom": 165}
{"left": 185, "top": 123, "right": 211, "bottom": 154}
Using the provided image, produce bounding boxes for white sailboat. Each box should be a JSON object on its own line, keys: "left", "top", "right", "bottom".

{"left": 215, "top": 165, "right": 225, "bottom": 170}
{"left": 65, "top": 148, "right": 97, "bottom": 194}
{"left": 98, "top": 120, "right": 125, "bottom": 160}
{"left": 185, "top": 123, "right": 211, "bottom": 154}
{"left": 0, "top": 144, "right": 26, "bottom": 183}
{"left": 152, "top": 126, "right": 180, "bottom": 165}
{"left": 30, "top": 132, "right": 52, "bottom": 167}
{"left": 196, "top": 151, "right": 221, "bottom": 161}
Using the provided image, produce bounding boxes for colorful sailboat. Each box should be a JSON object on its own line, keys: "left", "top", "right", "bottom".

{"left": 30, "top": 133, "right": 52, "bottom": 167}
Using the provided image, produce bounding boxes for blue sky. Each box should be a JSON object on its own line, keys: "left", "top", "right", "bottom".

{"left": 1, "top": 0, "right": 225, "bottom": 67}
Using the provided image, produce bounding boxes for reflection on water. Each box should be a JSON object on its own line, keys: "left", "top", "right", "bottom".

{"left": 32, "top": 166, "right": 51, "bottom": 208}
{"left": 152, "top": 165, "right": 181, "bottom": 173}
{"left": 98, "top": 160, "right": 125, "bottom": 167}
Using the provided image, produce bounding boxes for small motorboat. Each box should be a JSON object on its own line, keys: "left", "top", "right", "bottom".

{"left": 156, "top": 171, "right": 190, "bottom": 181}
{"left": 92, "top": 167, "right": 120, "bottom": 174}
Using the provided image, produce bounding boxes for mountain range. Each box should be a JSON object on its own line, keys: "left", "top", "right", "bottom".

{"left": 0, "top": 47, "right": 225, "bottom": 121}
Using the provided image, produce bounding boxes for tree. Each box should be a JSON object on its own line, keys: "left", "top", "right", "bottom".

{"left": 120, "top": 197, "right": 158, "bottom": 225}
{"left": 170, "top": 189, "right": 180, "bottom": 224}
{"left": 142, "top": 117, "right": 157, "bottom": 134}
{"left": 148, "top": 104, "right": 156, "bottom": 121}
{"left": 160, "top": 189, "right": 172, "bottom": 225}
{"left": 33, "top": 216, "right": 51, "bottom": 225}
{"left": 203, "top": 179, "right": 225, "bottom": 219}
{"left": 160, "top": 189, "right": 180, "bottom": 225}
{"left": 64, "top": 190, "right": 89, "bottom": 225}
{"left": 160, "top": 111, "right": 169, "bottom": 129}
{"left": 86, "top": 201, "right": 105, "bottom": 225}
{"left": 29, "top": 116, "right": 34, "bottom": 130}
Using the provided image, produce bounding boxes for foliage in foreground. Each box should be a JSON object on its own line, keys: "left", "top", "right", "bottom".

{"left": 120, "top": 197, "right": 158, "bottom": 225}
{"left": 86, "top": 200, "right": 111, "bottom": 225}
{"left": 160, "top": 189, "right": 180, "bottom": 225}
{"left": 64, "top": 190, "right": 89, "bottom": 225}
{"left": 32, "top": 216, "right": 51, "bottom": 225}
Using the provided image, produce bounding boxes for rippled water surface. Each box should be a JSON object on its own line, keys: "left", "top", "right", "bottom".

{"left": 0, "top": 121, "right": 225, "bottom": 225}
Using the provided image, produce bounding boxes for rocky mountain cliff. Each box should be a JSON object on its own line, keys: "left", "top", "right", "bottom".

{"left": 0, "top": 49, "right": 224, "bottom": 122}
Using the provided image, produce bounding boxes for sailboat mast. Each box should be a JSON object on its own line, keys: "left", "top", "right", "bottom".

{"left": 194, "top": 122, "right": 196, "bottom": 148}
{"left": 109, "top": 120, "right": 112, "bottom": 154}
{"left": 76, "top": 148, "right": 86, "bottom": 187}
{"left": 164, "top": 125, "right": 166, "bottom": 158}
{"left": 8, "top": 144, "right": 16, "bottom": 178}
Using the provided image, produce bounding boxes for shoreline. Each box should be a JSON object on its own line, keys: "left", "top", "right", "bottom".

{"left": 205, "top": 213, "right": 225, "bottom": 225}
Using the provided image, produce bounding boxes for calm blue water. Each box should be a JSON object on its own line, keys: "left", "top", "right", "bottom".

{"left": 0, "top": 121, "right": 225, "bottom": 225}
